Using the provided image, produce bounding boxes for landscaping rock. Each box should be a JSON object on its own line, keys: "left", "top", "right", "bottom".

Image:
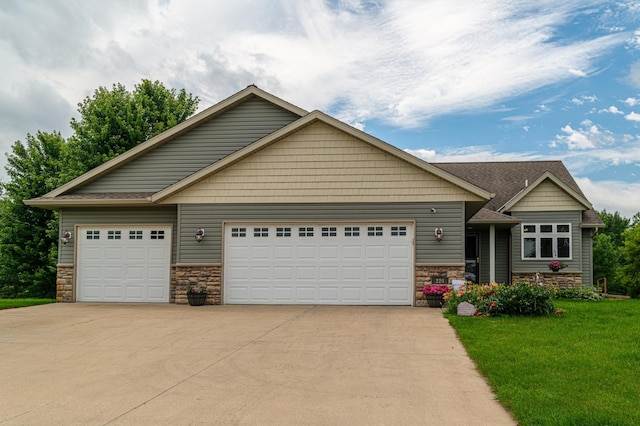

{"left": 458, "top": 302, "right": 477, "bottom": 316}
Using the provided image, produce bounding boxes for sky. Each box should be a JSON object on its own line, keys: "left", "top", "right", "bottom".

{"left": 1, "top": 0, "right": 640, "bottom": 217}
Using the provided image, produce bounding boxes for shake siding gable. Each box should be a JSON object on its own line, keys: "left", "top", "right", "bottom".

{"left": 163, "top": 121, "right": 485, "bottom": 204}
{"left": 73, "top": 97, "right": 300, "bottom": 194}
{"left": 509, "top": 179, "right": 585, "bottom": 212}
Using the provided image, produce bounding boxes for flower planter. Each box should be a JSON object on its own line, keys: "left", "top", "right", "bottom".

{"left": 425, "top": 295, "right": 444, "bottom": 308}
{"left": 187, "top": 293, "right": 207, "bottom": 306}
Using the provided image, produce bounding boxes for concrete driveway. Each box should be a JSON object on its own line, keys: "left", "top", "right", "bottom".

{"left": 0, "top": 304, "right": 514, "bottom": 425}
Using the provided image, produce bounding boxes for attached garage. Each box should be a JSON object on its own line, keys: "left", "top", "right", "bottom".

{"left": 76, "top": 226, "right": 172, "bottom": 302}
{"left": 224, "top": 223, "right": 414, "bottom": 305}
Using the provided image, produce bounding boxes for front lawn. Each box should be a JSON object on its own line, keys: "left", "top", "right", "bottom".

{"left": 0, "top": 299, "right": 56, "bottom": 310}
{"left": 448, "top": 299, "right": 640, "bottom": 426}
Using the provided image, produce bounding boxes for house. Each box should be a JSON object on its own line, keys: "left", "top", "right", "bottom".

{"left": 26, "top": 86, "right": 603, "bottom": 305}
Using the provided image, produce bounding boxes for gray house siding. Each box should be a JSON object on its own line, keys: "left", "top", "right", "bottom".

{"left": 177, "top": 202, "right": 466, "bottom": 264}
{"left": 479, "top": 229, "right": 490, "bottom": 284}
{"left": 73, "top": 97, "right": 301, "bottom": 194}
{"left": 58, "top": 207, "right": 178, "bottom": 264}
{"left": 582, "top": 228, "right": 594, "bottom": 286}
{"left": 510, "top": 211, "right": 583, "bottom": 272}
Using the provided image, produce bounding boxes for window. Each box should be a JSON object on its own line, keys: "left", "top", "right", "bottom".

{"left": 344, "top": 226, "right": 360, "bottom": 237}
{"left": 86, "top": 230, "right": 100, "bottom": 240}
{"left": 129, "top": 230, "right": 143, "bottom": 240}
{"left": 254, "top": 227, "right": 268, "bottom": 237}
{"left": 276, "top": 227, "right": 291, "bottom": 237}
{"left": 522, "top": 224, "right": 571, "bottom": 260}
{"left": 231, "top": 228, "right": 246, "bottom": 237}
{"left": 367, "top": 226, "right": 383, "bottom": 236}
{"left": 299, "top": 227, "right": 314, "bottom": 237}
{"left": 150, "top": 230, "right": 165, "bottom": 240}
{"left": 107, "top": 230, "right": 121, "bottom": 240}
{"left": 391, "top": 226, "right": 407, "bottom": 236}
{"left": 322, "top": 227, "right": 337, "bottom": 237}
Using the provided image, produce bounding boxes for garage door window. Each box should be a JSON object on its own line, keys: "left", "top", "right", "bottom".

{"left": 254, "top": 227, "right": 269, "bottom": 237}
{"left": 231, "top": 228, "right": 246, "bottom": 237}
{"left": 345, "top": 226, "right": 360, "bottom": 237}
{"left": 322, "top": 227, "right": 337, "bottom": 237}
{"left": 150, "top": 230, "right": 165, "bottom": 240}
{"left": 86, "top": 230, "right": 100, "bottom": 240}
{"left": 299, "top": 227, "right": 314, "bottom": 237}
{"left": 368, "top": 226, "right": 383, "bottom": 236}
{"left": 107, "top": 230, "right": 121, "bottom": 240}
{"left": 129, "top": 230, "right": 143, "bottom": 240}
{"left": 391, "top": 226, "right": 407, "bottom": 236}
{"left": 276, "top": 227, "right": 291, "bottom": 237}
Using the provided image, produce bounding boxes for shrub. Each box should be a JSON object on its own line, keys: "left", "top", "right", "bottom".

{"left": 497, "top": 282, "right": 556, "bottom": 316}
{"left": 556, "top": 286, "right": 602, "bottom": 301}
{"left": 445, "top": 282, "right": 556, "bottom": 316}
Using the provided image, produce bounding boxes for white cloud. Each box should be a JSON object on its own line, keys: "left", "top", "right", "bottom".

{"left": 625, "top": 111, "right": 640, "bottom": 121}
{"left": 555, "top": 121, "right": 614, "bottom": 149}
{"left": 405, "top": 146, "right": 543, "bottom": 163}
{"left": 575, "top": 177, "right": 640, "bottom": 217}
{"left": 569, "top": 68, "right": 587, "bottom": 77}
{"left": 624, "top": 97, "right": 640, "bottom": 106}
{"left": 600, "top": 105, "right": 624, "bottom": 114}
{"left": 571, "top": 97, "right": 584, "bottom": 105}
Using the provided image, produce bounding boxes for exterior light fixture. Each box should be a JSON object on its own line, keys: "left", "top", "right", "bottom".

{"left": 195, "top": 228, "right": 205, "bottom": 242}
{"left": 61, "top": 231, "right": 71, "bottom": 245}
{"left": 434, "top": 228, "right": 443, "bottom": 242}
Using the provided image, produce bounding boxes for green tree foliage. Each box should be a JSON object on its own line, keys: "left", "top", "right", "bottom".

{"left": 0, "top": 132, "right": 66, "bottom": 297}
{"left": 0, "top": 80, "right": 199, "bottom": 298}
{"left": 593, "top": 233, "right": 620, "bottom": 293}
{"left": 617, "top": 224, "right": 640, "bottom": 297}
{"left": 598, "top": 210, "right": 630, "bottom": 247}
{"left": 66, "top": 79, "right": 199, "bottom": 178}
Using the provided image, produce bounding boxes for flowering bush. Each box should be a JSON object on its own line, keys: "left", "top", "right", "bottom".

{"left": 187, "top": 285, "right": 207, "bottom": 295}
{"left": 548, "top": 260, "right": 567, "bottom": 272}
{"left": 444, "top": 282, "right": 556, "bottom": 317}
{"left": 423, "top": 284, "right": 451, "bottom": 296}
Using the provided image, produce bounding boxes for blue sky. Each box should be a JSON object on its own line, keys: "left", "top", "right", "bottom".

{"left": 1, "top": 0, "right": 639, "bottom": 216}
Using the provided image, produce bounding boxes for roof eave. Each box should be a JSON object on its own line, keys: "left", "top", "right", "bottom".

{"left": 24, "top": 198, "right": 154, "bottom": 209}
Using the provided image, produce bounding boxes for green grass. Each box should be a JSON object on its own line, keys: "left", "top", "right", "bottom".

{"left": 0, "top": 298, "right": 56, "bottom": 310}
{"left": 447, "top": 299, "right": 640, "bottom": 426}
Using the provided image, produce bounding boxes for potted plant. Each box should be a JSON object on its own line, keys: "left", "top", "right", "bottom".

{"left": 423, "top": 284, "right": 451, "bottom": 307}
{"left": 548, "top": 260, "right": 567, "bottom": 272}
{"left": 187, "top": 285, "right": 207, "bottom": 306}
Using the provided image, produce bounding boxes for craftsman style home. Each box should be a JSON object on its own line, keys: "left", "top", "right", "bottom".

{"left": 26, "top": 86, "right": 603, "bottom": 305}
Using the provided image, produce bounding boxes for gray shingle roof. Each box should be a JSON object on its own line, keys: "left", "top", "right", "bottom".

{"left": 433, "top": 161, "right": 604, "bottom": 227}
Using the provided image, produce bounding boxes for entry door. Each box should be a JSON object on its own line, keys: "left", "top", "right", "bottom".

{"left": 465, "top": 233, "right": 479, "bottom": 284}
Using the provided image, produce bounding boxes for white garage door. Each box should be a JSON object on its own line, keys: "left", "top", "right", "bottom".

{"left": 224, "top": 223, "right": 413, "bottom": 305}
{"left": 77, "top": 226, "right": 171, "bottom": 302}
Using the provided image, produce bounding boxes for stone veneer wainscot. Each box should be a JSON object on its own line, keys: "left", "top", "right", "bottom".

{"left": 174, "top": 265, "right": 222, "bottom": 305}
{"left": 415, "top": 264, "right": 465, "bottom": 307}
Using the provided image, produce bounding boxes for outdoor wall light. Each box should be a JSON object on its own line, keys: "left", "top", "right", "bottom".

{"left": 434, "top": 227, "right": 443, "bottom": 242}
{"left": 430, "top": 207, "right": 437, "bottom": 213}
{"left": 195, "top": 228, "right": 205, "bottom": 242}
{"left": 61, "top": 231, "right": 72, "bottom": 245}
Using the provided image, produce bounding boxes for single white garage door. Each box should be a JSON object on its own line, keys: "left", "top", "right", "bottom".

{"left": 224, "top": 223, "right": 413, "bottom": 305}
{"left": 77, "top": 226, "right": 172, "bottom": 302}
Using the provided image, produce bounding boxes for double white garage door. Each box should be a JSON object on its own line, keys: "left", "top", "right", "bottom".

{"left": 76, "top": 223, "right": 413, "bottom": 305}
{"left": 224, "top": 223, "right": 414, "bottom": 305}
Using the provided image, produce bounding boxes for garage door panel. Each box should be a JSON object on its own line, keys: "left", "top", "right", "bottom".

{"left": 224, "top": 223, "right": 413, "bottom": 305}
{"left": 77, "top": 226, "right": 171, "bottom": 303}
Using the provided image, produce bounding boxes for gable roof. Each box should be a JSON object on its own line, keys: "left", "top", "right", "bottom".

{"left": 40, "top": 85, "right": 308, "bottom": 199}
{"left": 434, "top": 161, "right": 604, "bottom": 227}
{"left": 150, "top": 110, "right": 494, "bottom": 203}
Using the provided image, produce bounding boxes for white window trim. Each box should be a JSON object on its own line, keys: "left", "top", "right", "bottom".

{"left": 521, "top": 223, "right": 572, "bottom": 260}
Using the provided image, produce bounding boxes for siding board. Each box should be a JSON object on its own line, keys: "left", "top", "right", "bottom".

{"left": 73, "top": 97, "right": 300, "bottom": 193}
{"left": 164, "top": 122, "right": 485, "bottom": 204}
